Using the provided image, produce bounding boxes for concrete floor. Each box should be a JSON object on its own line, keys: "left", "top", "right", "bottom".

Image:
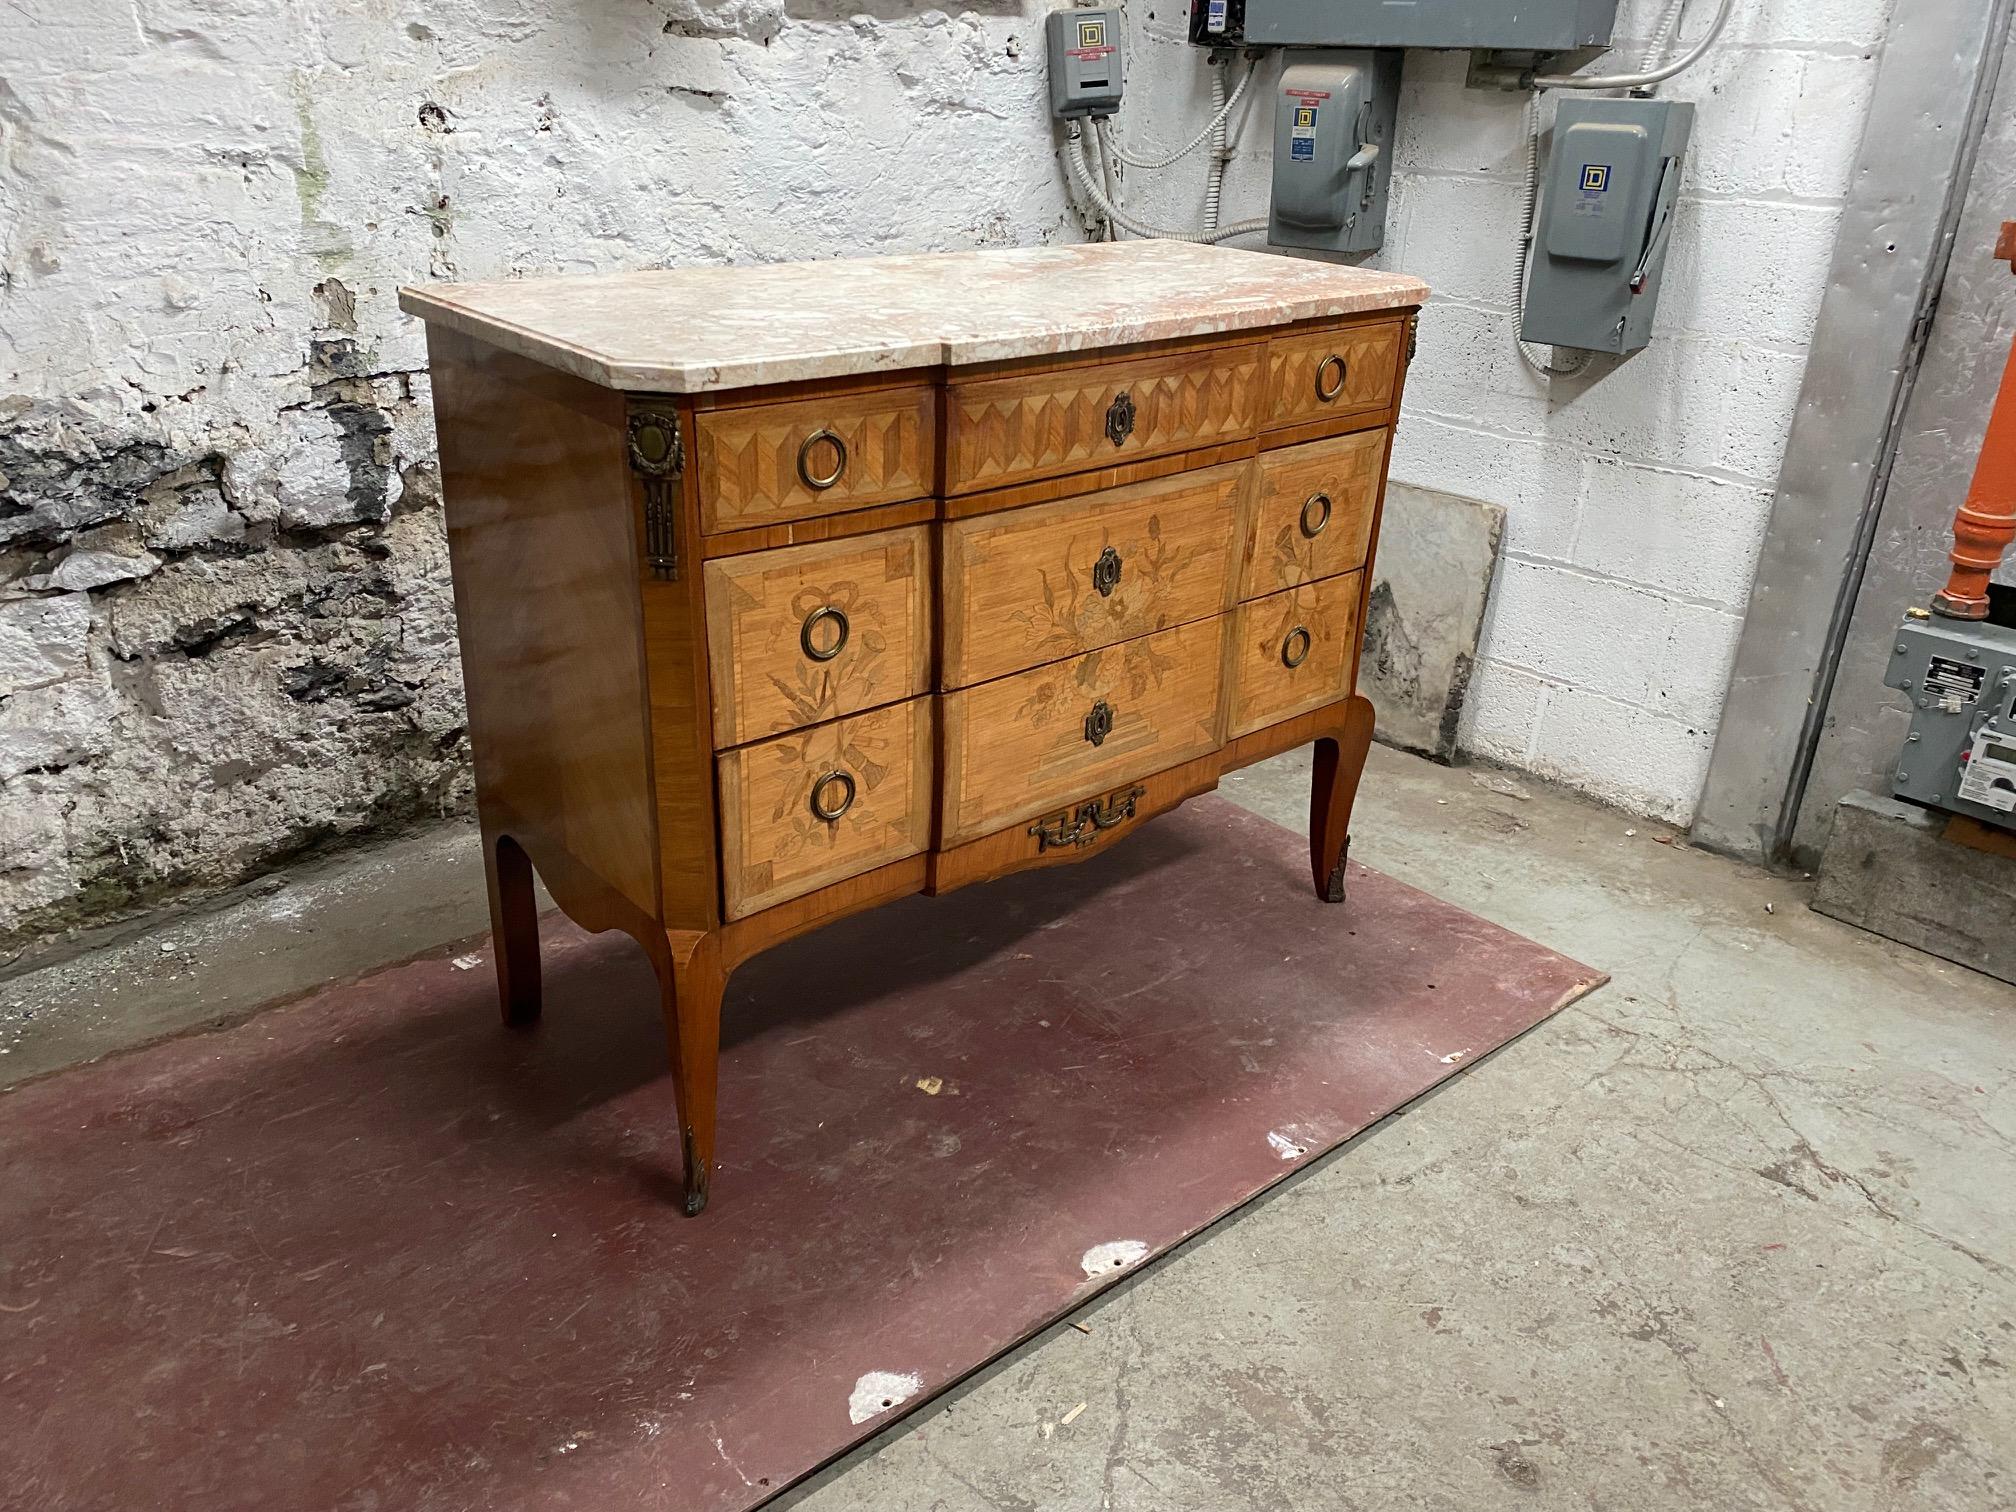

{"left": 4, "top": 744, "right": 2014, "bottom": 1508}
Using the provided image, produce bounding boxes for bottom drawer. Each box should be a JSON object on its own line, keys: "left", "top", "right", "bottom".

{"left": 716, "top": 699, "right": 933, "bottom": 921}
{"left": 1226, "top": 571, "right": 1363, "bottom": 739}
{"left": 940, "top": 617, "right": 1225, "bottom": 848}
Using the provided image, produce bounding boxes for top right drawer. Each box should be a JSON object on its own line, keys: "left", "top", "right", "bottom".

{"left": 1264, "top": 318, "right": 1406, "bottom": 431}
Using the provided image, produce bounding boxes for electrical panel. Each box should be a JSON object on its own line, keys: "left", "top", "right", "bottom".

{"left": 1886, "top": 616, "right": 2016, "bottom": 831}
{"left": 1519, "top": 96, "right": 1692, "bottom": 355}
{"left": 1268, "top": 50, "right": 1401, "bottom": 255}
{"left": 1241, "top": 0, "right": 1618, "bottom": 49}
{"left": 1046, "top": 9, "right": 1124, "bottom": 120}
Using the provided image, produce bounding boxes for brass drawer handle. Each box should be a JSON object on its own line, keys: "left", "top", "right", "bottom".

{"left": 1092, "top": 545, "right": 1123, "bottom": 598}
{"left": 800, "top": 604, "right": 849, "bottom": 662}
{"left": 1105, "top": 390, "right": 1137, "bottom": 448}
{"left": 1282, "top": 625, "right": 1313, "bottom": 669}
{"left": 1315, "top": 354, "right": 1347, "bottom": 402}
{"left": 1300, "top": 492, "right": 1332, "bottom": 539}
{"left": 808, "top": 769, "right": 856, "bottom": 822}
{"left": 1083, "top": 698, "right": 1115, "bottom": 747}
{"left": 797, "top": 428, "right": 848, "bottom": 490}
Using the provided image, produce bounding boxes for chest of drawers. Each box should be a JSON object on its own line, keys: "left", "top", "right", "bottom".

{"left": 402, "top": 243, "right": 1427, "bottom": 1213}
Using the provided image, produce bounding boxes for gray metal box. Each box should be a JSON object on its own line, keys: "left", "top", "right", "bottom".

{"left": 1886, "top": 615, "right": 2016, "bottom": 830}
{"left": 1519, "top": 95, "right": 1692, "bottom": 355}
{"left": 1047, "top": 9, "right": 1123, "bottom": 120}
{"left": 1245, "top": 0, "right": 1617, "bottom": 49}
{"left": 1268, "top": 49, "right": 1401, "bottom": 255}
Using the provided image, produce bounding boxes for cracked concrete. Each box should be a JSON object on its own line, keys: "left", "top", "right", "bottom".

{"left": 4, "top": 742, "right": 2011, "bottom": 1507}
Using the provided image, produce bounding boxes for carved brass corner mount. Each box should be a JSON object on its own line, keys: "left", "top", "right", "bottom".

{"left": 627, "top": 408, "right": 684, "bottom": 582}
{"left": 1028, "top": 783, "right": 1147, "bottom": 852}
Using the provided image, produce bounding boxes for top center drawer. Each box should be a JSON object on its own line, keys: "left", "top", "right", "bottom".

{"left": 943, "top": 338, "right": 1264, "bottom": 497}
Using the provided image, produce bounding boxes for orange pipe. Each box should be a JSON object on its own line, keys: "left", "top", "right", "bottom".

{"left": 1934, "top": 226, "right": 2016, "bottom": 619}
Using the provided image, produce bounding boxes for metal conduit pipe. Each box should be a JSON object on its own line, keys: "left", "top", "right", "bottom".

{"left": 1066, "top": 126, "right": 1267, "bottom": 244}
{"left": 1519, "top": 0, "right": 1735, "bottom": 90}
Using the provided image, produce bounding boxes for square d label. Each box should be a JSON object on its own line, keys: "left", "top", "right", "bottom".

{"left": 1581, "top": 164, "right": 1611, "bottom": 192}
{"left": 1078, "top": 19, "right": 1105, "bottom": 47}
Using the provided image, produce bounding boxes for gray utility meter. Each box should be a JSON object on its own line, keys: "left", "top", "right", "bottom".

{"left": 1268, "top": 50, "right": 1401, "bottom": 255}
{"left": 1520, "top": 95, "right": 1692, "bottom": 355}
{"left": 1046, "top": 9, "right": 1123, "bottom": 120}
{"left": 1886, "top": 615, "right": 2016, "bottom": 832}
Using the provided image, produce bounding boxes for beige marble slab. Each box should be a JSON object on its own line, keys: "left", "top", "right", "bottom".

{"left": 398, "top": 242, "right": 1429, "bottom": 394}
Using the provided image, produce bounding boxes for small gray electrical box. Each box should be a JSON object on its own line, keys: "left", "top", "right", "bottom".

{"left": 1520, "top": 95, "right": 1692, "bottom": 355}
{"left": 1245, "top": 0, "right": 1618, "bottom": 49}
{"left": 1886, "top": 615, "right": 2016, "bottom": 831}
{"left": 1047, "top": 9, "right": 1123, "bottom": 120}
{"left": 1268, "top": 49, "right": 1401, "bottom": 255}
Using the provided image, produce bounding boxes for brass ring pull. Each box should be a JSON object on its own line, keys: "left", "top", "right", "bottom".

{"left": 800, "top": 605, "right": 849, "bottom": 662}
{"left": 808, "top": 769, "right": 856, "bottom": 822}
{"left": 797, "top": 428, "right": 848, "bottom": 490}
{"left": 1092, "top": 545, "right": 1123, "bottom": 598}
{"left": 1300, "top": 492, "right": 1332, "bottom": 539}
{"left": 1315, "top": 354, "right": 1347, "bottom": 402}
{"left": 1083, "top": 699, "right": 1115, "bottom": 747}
{"left": 1282, "top": 625, "right": 1313, "bottom": 669}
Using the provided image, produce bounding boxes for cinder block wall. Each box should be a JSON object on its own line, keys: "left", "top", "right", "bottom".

{"left": 0, "top": 0, "right": 1891, "bottom": 947}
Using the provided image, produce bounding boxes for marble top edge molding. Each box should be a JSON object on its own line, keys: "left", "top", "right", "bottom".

{"left": 397, "top": 242, "right": 1429, "bottom": 395}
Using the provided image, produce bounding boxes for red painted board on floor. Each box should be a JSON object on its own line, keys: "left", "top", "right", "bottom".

{"left": 0, "top": 796, "right": 1602, "bottom": 1512}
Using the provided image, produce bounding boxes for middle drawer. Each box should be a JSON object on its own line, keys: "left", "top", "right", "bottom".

{"left": 940, "top": 463, "right": 1245, "bottom": 690}
{"left": 704, "top": 526, "right": 932, "bottom": 747}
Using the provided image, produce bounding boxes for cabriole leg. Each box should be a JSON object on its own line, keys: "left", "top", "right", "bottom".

{"left": 1310, "top": 694, "right": 1377, "bottom": 904}
{"left": 483, "top": 829, "right": 542, "bottom": 1027}
{"left": 657, "top": 931, "right": 727, "bottom": 1217}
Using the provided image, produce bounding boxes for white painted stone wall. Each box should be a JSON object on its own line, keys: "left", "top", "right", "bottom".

{"left": 1111, "top": 0, "right": 1895, "bottom": 822}
{"left": 0, "top": 0, "right": 1889, "bottom": 944}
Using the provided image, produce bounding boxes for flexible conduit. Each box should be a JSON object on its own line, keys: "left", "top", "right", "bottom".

{"left": 1067, "top": 126, "right": 1266, "bottom": 244}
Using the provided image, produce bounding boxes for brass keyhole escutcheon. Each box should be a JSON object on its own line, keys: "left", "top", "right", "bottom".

{"left": 1083, "top": 699, "right": 1115, "bottom": 747}
{"left": 1300, "top": 492, "right": 1332, "bottom": 539}
{"left": 797, "top": 428, "right": 848, "bottom": 490}
{"left": 808, "top": 769, "right": 856, "bottom": 822}
{"left": 1092, "top": 545, "right": 1123, "bottom": 598}
{"left": 1282, "top": 625, "right": 1313, "bottom": 669}
{"left": 1315, "top": 354, "right": 1347, "bottom": 402}
{"left": 800, "top": 604, "right": 849, "bottom": 662}
{"left": 1105, "top": 390, "right": 1137, "bottom": 448}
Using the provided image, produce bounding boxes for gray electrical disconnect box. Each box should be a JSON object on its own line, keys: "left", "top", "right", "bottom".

{"left": 1519, "top": 95, "right": 1692, "bottom": 355}
{"left": 1245, "top": 0, "right": 1618, "bottom": 49}
{"left": 1047, "top": 9, "right": 1124, "bottom": 120}
{"left": 1268, "top": 50, "right": 1401, "bottom": 255}
{"left": 1886, "top": 615, "right": 2016, "bottom": 831}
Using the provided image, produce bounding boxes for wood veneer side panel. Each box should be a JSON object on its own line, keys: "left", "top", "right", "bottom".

{"left": 427, "top": 325, "right": 662, "bottom": 924}
{"left": 638, "top": 412, "right": 723, "bottom": 931}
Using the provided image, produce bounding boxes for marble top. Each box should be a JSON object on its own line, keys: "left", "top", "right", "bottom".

{"left": 398, "top": 243, "right": 1429, "bottom": 394}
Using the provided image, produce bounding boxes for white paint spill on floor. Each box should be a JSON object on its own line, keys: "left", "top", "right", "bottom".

{"left": 1267, "top": 1130, "right": 1307, "bottom": 1160}
{"left": 848, "top": 1369, "right": 924, "bottom": 1424}
{"left": 450, "top": 954, "right": 484, "bottom": 971}
{"left": 1080, "top": 1239, "right": 1149, "bottom": 1278}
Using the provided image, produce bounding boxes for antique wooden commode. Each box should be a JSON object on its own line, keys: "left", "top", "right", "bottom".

{"left": 401, "top": 243, "right": 1427, "bottom": 1213}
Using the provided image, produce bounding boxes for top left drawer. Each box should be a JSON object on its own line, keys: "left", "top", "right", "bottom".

{"left": 693, "top": 385, "right": 937, "bottom": 534}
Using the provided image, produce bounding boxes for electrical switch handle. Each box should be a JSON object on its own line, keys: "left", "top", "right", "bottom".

{"left": 1346, "top": 143, "right": 1381, "bottom": 172}
{"left": 1629, "top": 158, "right": 1682, "bottom": 294}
